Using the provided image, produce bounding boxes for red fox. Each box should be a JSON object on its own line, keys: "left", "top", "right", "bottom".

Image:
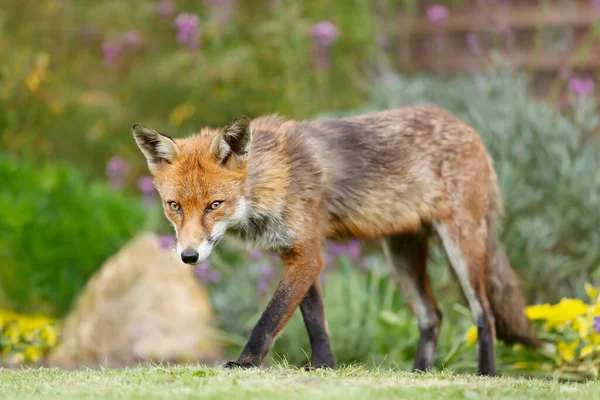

{"left": 132, "top": 106, "right": 541, "bottom": 376}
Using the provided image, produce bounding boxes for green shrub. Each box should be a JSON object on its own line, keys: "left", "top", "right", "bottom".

{"left": 0, "top": 154, "right": 146, "bottom": 316}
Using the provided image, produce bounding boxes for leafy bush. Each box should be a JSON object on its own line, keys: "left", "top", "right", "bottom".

{"left": 0, "top": 154, "right": 146, "bottom": 316}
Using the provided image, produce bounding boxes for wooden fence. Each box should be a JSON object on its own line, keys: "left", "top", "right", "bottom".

{"left": 389, "top": 0, "right": 600, "bottom": 98}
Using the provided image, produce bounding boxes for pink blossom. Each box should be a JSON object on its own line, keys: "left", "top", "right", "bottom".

{"left": 311, "top": 21, "right": 340, "bottom": 69}
{"left": 106, "top": 155, "right": 129, "bottom": 189}
{"left": 155, "top": 0, "right": 175, "bottom": 17}
{"left": 311, "top": 21, "right": 339, "bottom": 48}
{"left": 174, "top": 12, "right": 201, "bottom": 49}
{"left": 101, "top": 40, "right": 121, "bottom": 66}
{"left": 592, "top": 0, "right": 600, "bottom": 16}
{"left": 195, "top": 260, "right": 221, "bottom": 283}
{"left": 122, "top": 30, "right": 142, "bottom": 51}
{"left": 137, "top": 175, "right": 155, "bottom": 194}
{"left": 466, "top": 33, "right": 482, "bottom": 55}
{"left": 426, "top": 4, "right": 449, "bottom": 24}
{"left": 158, "top": 235, "right": 176, "bottom": 250}
{"left": 569, "top": 76, "right": 595, "bottom": 96}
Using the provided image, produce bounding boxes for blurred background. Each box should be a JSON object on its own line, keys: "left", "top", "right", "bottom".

{"left": 1, "top": 0, "right": 600, "bottom": 378}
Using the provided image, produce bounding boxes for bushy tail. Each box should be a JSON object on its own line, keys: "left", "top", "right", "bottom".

{"left": 485, "top": 178, "right": 542, "bottom": 348}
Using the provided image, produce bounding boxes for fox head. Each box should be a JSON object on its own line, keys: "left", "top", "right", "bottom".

{"left": 132, "top": 117, "right": 252, "bottom": 265}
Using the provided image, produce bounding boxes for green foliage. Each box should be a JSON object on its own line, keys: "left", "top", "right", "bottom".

{"left": 0, "top": 0, "right": 376, "bottom": 181}
{"left": 0, "top": 154, "right": 146, "bottom": 316}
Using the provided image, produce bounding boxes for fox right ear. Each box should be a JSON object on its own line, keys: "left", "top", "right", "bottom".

{"left": 132, "top": 123, "right": 179, "bottom": 173}
{"left": 210, "top": 116, "right": 252, "bottom": 166}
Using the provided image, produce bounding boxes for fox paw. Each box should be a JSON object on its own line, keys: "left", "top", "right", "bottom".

{"left": 223, "top": 361, "right": 255, "bottom": 369}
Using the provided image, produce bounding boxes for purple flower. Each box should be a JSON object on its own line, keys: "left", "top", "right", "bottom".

{"left": 155, "top": 0, "right": 175, "bottom": 17}
{"left": 158, "top": 234, "right": 176, "bottom": 250}
{"left": 327, "top": 242, "right": 348, "bottom": 258}
{"left": 174, "top": 12, "right": 201, "bottom": 49}
{"left": 500, "top": 26, "right": 515, "bottom": 49}
{"left": 593, "top": 316, "right": 600, "bottom": 334}
{"left": 593, "top": 0, "right": 600, "bottom": 16}
{"left": 247, "top": 250, "right": 263, "bottom": 261}
{"left": 101, "top": 40, "right": 121, "bottom": 66}
{"left": 106, "top": 155, "right": 130, "bottom": 189}
{"left": 195, "top": 260, "right": 221, "bottom": 283}
{"left": 137, "top": 175, "right": 155, "bottom": 194}
{"left": 122, "top": 30, "right": 142, "bottom": 52}
{"left": 569, "top": 76, "right": 595, "bottom": 96}
{"left": 466, "top": 33, "right": 482, "bottom": 55}
{"left": 269, "top": 253, "right": 280, "bottom": 266}
{"left": 258, "top": 265, "right": 274, "bottom": 297}
{"left": 311, "top": 21, "right": 339, "bottom": 48}
{"left": 426, "top": 5, "right": 449, "bottom": 24}
{"left": 311, "top": 21, "right": 339, "bottom": 69}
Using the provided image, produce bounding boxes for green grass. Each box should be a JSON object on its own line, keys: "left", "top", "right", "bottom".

{"left": 0, "top": 365, "right": 598, "bottom": 400}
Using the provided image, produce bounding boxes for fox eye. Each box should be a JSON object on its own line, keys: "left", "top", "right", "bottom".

{"left": 208, "top": 201, "right": 222, "bottom": 211}
{"left": 168, "top": 201, "right": 181, "bottom": 212}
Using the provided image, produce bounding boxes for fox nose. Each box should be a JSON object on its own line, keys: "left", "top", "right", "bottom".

{"left": 181, "top": 248, "right": 199, "bottom": 264}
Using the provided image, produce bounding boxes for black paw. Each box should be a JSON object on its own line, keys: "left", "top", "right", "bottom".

{"left": 304, "top": 359, "right": 336, "bottom": 371}
{"left": 223, "top": 361, "right": 255, "bottom": 369}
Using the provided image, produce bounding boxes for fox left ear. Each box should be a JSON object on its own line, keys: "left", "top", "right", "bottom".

{"left": 210, "top": 116, "right": 252, "bottom": 165}
{"left": 132, "top": 123, "right": 179, "bottom": 173}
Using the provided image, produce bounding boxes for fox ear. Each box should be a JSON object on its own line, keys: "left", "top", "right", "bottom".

{"left": 132, "top": 123, "right": 179, "bottom": 173}
{"left": 210, "top": 116, "right": 252, "bottom": 165}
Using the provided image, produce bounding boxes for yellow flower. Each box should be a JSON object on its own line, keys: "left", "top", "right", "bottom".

{"left": 10, "top": 352, "right": 25, "bottom": 364}
{"left": 546, "top": 299, "right": 588, "bottom": 330}
{"left": 18, "top": 315, "right": 54, "bottom": 333}
{"left": 525, "top": 303, "right": 553, "bottom": 320}
{"left": 4, "top": 324, "right": 20, "bottom": 345}
{"left": 25, "top": 53, "right": 51, "bottom": 93}
{"left": 168, "top": 103, "right": 195, "bottom": 127}
{"left": 465, "top": 326, "right": 478, "bottom": 346}
{"left": 24, "top": 346, "right": 42, "bottom": 363}
{"left": 574, "top": 316, "right": 590, "bottom": 339}
{"left": 41, "top": 325, "right": 59, "bottom": 347}
{"left": 0, "top": 308, "right": 18, "bottom": 321}
{"left": 557, "top": 340, "right": 579, "bottom": 363}
{"left": 585, "top": 283, "right": 599, "bottom": 301}
{"left": 581, "top": 344, "right": 596, "bottom": 358}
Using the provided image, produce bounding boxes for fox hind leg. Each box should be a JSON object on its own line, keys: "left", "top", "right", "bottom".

{"left": 299, "top": 279, "right": 336, "bottom": 369}
{"left": 383, "top": 229, "right": 443, "bottom": 372}
{"left": 434, "top": 218, "right": 496, "bottom": 376}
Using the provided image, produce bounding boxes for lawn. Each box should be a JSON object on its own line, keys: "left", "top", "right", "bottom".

{"left": 0, "top": 365, "right": 598, "bottom": 400}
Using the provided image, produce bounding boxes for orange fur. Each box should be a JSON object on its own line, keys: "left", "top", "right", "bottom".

{"left": 132, "top": 106, "right": 540, "bottom": 373}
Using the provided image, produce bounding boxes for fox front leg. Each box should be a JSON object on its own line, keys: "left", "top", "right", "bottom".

{"left": 224, "top": 240, "right": 324, "bottom": 369}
